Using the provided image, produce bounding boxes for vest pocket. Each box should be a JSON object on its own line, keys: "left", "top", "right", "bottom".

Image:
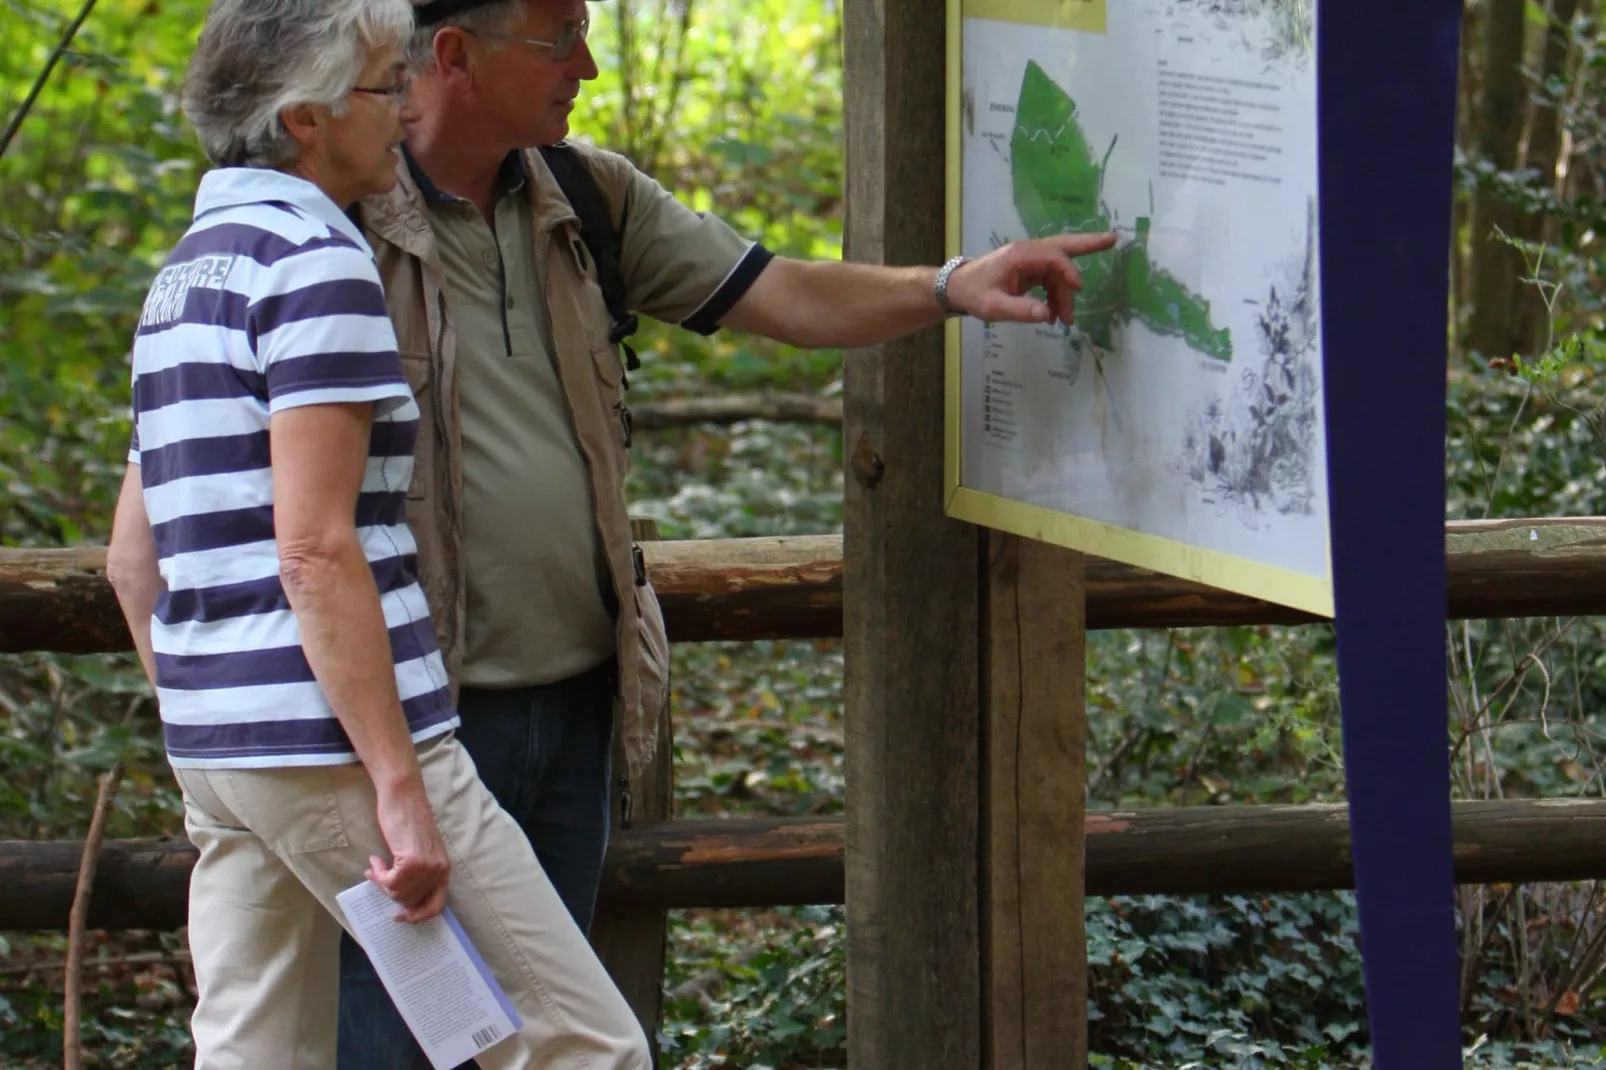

{"left": 590, "top": 339, "right": 625, "bottom": 392}
{"left": 591, "top": 342, "right": 632, "bottom": 453}
{"left": 632, "top": 579, "right": 671, "bottom": 730}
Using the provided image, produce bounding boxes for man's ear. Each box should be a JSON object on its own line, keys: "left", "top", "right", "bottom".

{"left": 279, "top": 101, "right": 324, "bottom": 152}
{"left": 431, "top": 27, "right": 477, "bottom": 92}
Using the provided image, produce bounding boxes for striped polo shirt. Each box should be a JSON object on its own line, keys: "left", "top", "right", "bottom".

{"left": 129, "top": 167, "right": 457, "bottom": 768}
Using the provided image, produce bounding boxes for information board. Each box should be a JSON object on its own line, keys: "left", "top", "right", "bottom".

{"left": 943, "top": 2, "right": 1469, "bottom": 1064}
{"left": 944, "top": 0, "right": 1332, "bottom": 617}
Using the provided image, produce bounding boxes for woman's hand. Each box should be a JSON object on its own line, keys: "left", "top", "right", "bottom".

{"left": 368, "top": 777, "right": 453, "bottom": 922}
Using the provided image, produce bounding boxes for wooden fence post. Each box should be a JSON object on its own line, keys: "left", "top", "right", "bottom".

{"left": 982, "top": 534, "right": 1088, "bottom": 1068}
{"left": 593, "top": 517, "right": 674, "bottom": 1056}
{"left": 843, "top": 0, "right": 983, "bottom": 1063}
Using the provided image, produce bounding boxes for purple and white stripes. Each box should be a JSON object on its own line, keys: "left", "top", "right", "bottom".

{"left": 130, "top": 168, "right": 457, "bottom": 768}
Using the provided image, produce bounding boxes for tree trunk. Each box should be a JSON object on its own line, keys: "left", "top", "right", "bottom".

{"left": 1451, "top": 0, "right": 1482, "bottom": 350}
{"left": 1465, "top": 0, "right": 1529, "bottom": 360}
{"left": 1514, "top": 0, "right": 1581, "bottom": 354}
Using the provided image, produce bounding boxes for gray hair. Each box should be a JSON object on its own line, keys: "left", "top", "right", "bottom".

{"left": 404, "top": 0, "right": 526, "bottom": 69}
{"left": 182, "top": 0, "right": 416, "bottom": 168}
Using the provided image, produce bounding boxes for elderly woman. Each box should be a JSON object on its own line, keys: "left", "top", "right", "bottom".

{"left": 104, "top": 0, "right": 650, "bottom": 1066}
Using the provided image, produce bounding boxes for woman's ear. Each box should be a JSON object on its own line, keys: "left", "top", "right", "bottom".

{"left": 279, "top": 101, "right": 324, "bottom": 153}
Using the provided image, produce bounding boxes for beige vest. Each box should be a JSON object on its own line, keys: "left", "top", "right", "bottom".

{"left": 356, "top": 142, "right": 669, "bottom": 785}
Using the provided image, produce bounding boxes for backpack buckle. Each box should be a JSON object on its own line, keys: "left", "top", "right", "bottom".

{"left": 615, "top": 401, "right": 633, "bottom": 449}
{"left": 608, "top": 313, "right": 638, "bottom": 347}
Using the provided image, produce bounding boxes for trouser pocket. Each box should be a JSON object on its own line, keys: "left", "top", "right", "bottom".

{"left": 221, "top": 766, "right": 351, "bottom": 856}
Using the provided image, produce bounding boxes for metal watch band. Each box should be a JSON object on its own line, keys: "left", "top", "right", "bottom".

{"left": 934, "top": 254, "right": 969, "bottom": 317}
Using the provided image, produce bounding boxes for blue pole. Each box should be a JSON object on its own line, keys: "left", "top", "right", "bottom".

{"left": 1318, "top": 1, "right": 1466, "bottom": 1066}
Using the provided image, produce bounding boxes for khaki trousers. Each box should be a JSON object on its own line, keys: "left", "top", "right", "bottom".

{"left": 171, "top": 732, "right": 650, "bottom": 1070}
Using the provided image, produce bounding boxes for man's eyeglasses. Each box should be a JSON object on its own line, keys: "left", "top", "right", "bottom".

{"left": 350, "top": 77, "right": 411, "bottom": 105}
{"left": 480, "top": 16, "right": 590, "bottom": 61}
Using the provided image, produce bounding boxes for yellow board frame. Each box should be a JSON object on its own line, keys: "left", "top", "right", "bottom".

{"left": 941, "top": 0, "right": 1335, "bottom": 619}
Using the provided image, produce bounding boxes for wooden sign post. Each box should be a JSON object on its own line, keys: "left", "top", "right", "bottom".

{"left": 982, "top": 534, "right": 1088, "bottom": 1067}
{"left": 843, "top": 0, "right": 1092, "bottom": 1066}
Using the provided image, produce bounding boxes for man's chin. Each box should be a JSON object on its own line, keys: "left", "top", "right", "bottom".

{"left": 521, "top": 114, "right": 571, "bottom": 150}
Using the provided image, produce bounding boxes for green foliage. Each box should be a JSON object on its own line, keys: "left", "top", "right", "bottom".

{"left": 0, "top": 653, "right": 172, "bottom": 841}
{"left": 566, "top": 0, "right": 847, "bottom": 401}
{"left": 670, "top": 640, "right": 844, "bottom": 817}
{"left": 0, "top": 932, "right": 196, "bottom": 1070}
{"left": 1085, "top": 624, "right": 1342, "bottom": 809}
{"left": 0, "top": 0, "right": 195, "bottom": 849}
{"left": 5, "top": 0, "right": 1606, "bottom": 1065}
{"left": 628, "top": 422, "right": 843, "bottom": 541}
{"left": 661, "top": 906, "right": 846, "bottom": 1068}
{"left": 1088, "top": 892, "right": 1366, "bottom": 1064}
{"left": 1, "top": 0, "right": 210, "bottom": 549}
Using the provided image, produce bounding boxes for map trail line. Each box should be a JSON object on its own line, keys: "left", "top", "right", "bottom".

{"left": 1010, "top": 59, "right": 1233, "bottom": 363}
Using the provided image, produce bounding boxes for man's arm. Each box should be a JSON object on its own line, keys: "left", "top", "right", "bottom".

{"left": 106, "top": 464, "right": 163, "bottom": 685}
{"left": 272, "top": 401, "right": 452, "bottom": 923}
{"left": 718, "top": 232, "right": 1119, "bottom": 349}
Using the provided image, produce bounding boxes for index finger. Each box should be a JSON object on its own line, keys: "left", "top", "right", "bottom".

{"left": 1047, "top": 231, "right": 1118, "bottom": 258}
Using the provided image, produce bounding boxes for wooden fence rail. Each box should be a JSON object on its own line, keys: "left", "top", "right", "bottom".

{"left": 3, "top": 517, "right": 1606, "bottom": 653}
{"left": 5, "top": 515, "right": 1606, "bottom": 939}
{"left": 8, "top": 798, "right": 1606, "bottom": 932}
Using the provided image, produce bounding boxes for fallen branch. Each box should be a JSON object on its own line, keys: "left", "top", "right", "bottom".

{"left": 63, "top": 761, "right": 123, "bottom": 1070}
{"left": 1, "top": 951, "right": 190, "bottom": 979}
{"left": 628, "top": 393, "right": 842, "bottom": 429}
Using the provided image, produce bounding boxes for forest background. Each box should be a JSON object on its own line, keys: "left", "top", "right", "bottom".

{"left": 2, "top": 0, "right": 1605, "bottom": 1066}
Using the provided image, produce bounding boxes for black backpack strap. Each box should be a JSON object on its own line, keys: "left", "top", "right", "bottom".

{"left": 537, "top": 142, "right": 640, "bottom": 381}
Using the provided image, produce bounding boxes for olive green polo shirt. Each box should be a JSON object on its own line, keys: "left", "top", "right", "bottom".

{"left": 408, "top": 148, "right": 769, "bottom": 688}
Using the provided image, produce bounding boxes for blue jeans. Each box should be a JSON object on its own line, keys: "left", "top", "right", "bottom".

{"left": 335, "top": 659, "right": 616, "bottom": 1070}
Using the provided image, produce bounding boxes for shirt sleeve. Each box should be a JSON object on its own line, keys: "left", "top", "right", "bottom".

{"left": 128, "top": 359, "right": 141, "bottom": 464}
{"left": 246, "top": 240, "right": 412, "bottom": 415}
{"left": 609, "top": 157, "right": 774, "bottom": 336}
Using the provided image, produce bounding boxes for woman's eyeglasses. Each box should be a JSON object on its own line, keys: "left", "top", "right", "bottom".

{"left": 350, "top": 77, "right": 411, "bottom": 106}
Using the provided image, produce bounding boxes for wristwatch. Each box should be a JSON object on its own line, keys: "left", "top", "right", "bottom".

{"left": 934, "top": 255, "right": 969, "bottom": 318}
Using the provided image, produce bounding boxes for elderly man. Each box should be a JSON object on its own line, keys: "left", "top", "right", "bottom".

{"left": 338, "top": 0, "right": 1113, "bottom": 1063}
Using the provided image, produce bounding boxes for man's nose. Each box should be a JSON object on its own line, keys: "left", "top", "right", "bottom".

{"left": 570, "top": 37, "right": 600, "bottom": 80}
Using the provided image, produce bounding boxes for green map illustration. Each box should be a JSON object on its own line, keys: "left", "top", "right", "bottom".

{"left": 1011, "top": 60, "right": 1233, "bottom": 363}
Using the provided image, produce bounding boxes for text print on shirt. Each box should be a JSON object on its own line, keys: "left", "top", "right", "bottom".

{"left": 138, "top": 254, "right": 239, "bottom": 329}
